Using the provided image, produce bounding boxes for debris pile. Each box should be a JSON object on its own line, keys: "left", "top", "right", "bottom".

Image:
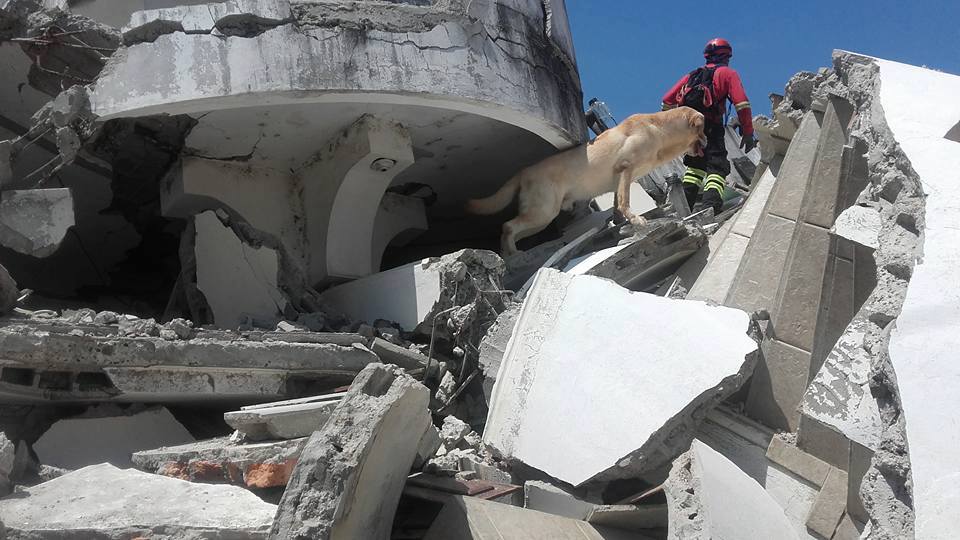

{"left": 0, "top": 0, "right": 948, "bottom": 538}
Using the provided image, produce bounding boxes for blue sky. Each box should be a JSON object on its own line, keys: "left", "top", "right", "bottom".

{"left": 565, "top": 0, "right": 960, "bottom": 118}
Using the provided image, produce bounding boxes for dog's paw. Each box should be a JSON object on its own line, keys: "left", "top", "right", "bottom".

{"left": 629, "top": 215, "right": 647, "bottom": 226}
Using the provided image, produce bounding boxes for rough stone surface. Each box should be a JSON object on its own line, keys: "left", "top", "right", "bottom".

{"left": 133, "top": 436, "right": 306, "bottom": 489}
{"left": 0, "top": 432, "right": 13, "bottom": 495}
{"left": 0, "top": 188, "right": 74, "bottom": 257}
{"left": 270, "top": 363, "right": 430, "bottom": 540}
{"left": 806, "top": 467, "right": 849, "bottom": 539}
{"left": 476, "top": 302, "right": 521, "bottom": 404}
{"left": 33, "top": 406, "right": 195, "bottom": 469}
{"left": 91, "top": 3, "right": 585, "bottom": 147}
{"left": 484, "top": 269, "right": 758, "bottom": 487}
{"left": 664, "top": 439, "right": 799, "bottom": 540}
{"left": 0, "top": 463, "right": 276, "bottom": 538}
{"left": 0, "top": 317, "right": 376, "bottom": 402}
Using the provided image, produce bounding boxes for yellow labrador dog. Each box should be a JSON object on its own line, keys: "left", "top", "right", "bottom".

{"left": 466, "top": 106, "right": 706, "bottom": 255}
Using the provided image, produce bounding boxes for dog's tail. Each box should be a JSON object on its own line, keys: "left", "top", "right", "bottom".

{"left": 464, "top": 175, "right": 521, "bottom": 215}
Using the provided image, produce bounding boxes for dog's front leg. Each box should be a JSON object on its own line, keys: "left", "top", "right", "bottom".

{"left": 614, "top": 171, "right": 646, "bottom": 226}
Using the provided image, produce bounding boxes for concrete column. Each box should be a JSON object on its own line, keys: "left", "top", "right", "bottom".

{"left": 301, "top": 115, "right": 414, "bottom": 284}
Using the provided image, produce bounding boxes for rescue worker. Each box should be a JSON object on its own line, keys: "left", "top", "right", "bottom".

{"left": 661, "top": 38, "right": 757, "bottom": 213}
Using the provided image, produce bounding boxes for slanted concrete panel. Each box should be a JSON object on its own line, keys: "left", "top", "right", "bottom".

{"left": 686, "top": 232, "right": 749, "bottom": 304}
{"left": 484, "top": 269, "right": 758, "bottom": 486}
{"left": 770, "top": 223, "right": 832, "bottom": 352}
{"left": 764, "top": 113, "right": 822, "bottom": 221}
{"left": 726, "top": 213, "right": 795, "bottom": 313}
{"left": 194, "top": 211, "right": 286, "bottom": 329}
{"left": 798, "top": 100, "right": 850, "bottom": 229}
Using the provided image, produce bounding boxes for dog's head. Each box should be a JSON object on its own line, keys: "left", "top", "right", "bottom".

{"left": 684, "top": 109, "right": 707, "bottom": 157}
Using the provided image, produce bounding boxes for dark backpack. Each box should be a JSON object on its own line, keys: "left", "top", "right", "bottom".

{"left": 677, "top": 66, "right": 718, "bottom": 113}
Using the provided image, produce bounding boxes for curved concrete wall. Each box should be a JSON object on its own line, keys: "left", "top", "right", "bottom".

{"left": 89, "top": 0, "right": 585, "bottom": 148}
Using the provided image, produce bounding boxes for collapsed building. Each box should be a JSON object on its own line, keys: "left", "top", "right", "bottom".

{"left": 0, "top": 1, "right": 955, "bottom": 539}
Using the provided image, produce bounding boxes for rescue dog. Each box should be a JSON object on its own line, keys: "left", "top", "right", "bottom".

{"left": 465, "top": 106, "right": 707, "bottom": 255}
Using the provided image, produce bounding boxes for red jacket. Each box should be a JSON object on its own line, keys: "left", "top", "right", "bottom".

{"left": 662, "top": 63, "right": 753, "bottom": 136}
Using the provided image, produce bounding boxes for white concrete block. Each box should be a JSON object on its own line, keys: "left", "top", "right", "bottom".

{"left": 0, "top": 463, "right": 276, "bottom": 537}
{"left": 665, "top": 439, "right": 799, "bottom": 540}
{"left": 224, "top": 395, "right": 342, "bottom": 440}
{"left": 33, "top": 407, "right": 195, "bottom": 470}
{"left": 194, "top": 211, "right": 287, "bottom": 329}
{"left": 484, "top": 269, "right": 758, "bottom": 486}
{"left": 319, "top": 255, "right": 441, "bottom": 332}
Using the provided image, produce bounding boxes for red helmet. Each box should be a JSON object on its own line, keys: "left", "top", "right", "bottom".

{"left": 704, "top": 38, "right": 733, "bottom": 62}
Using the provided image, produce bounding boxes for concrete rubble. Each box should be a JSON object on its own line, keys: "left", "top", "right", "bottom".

{"left": 0, "top": 0, "right": 946, "bottom": 537}
{"left": 484, "top": 269, "right": 759, "bottom": 487}
{"left": 270, "top": 363, "right": 430, "bottom": 539}
{"left": 0, "top": 463, "right": 277, "bottom": 539}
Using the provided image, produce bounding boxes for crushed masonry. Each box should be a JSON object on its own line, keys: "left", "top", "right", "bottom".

{"left": 0, "top": 1, "right": 948, "bottom": 537}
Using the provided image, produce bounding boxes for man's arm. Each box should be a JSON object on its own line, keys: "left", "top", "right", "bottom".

{"left": 724, "top": 69, "right": 753, "bottom": 137}
{"left": 661, "top": 74, "right": 689, "bottom": 110}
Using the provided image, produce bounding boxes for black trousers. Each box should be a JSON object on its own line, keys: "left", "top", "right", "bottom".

{"left": 683, "top": 121, "right": 730, "bottom": 177}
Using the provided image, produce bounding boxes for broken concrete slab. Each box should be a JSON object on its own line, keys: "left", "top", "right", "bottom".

{"left": 0, "top": 463, "right": 276, "bottom": 538}
{"left": 33, "top": 406, "right": 195, "bottom": 469}
{"left": 319, "top": 249, "right": 505, "bottom": 334}
{"left": 524, "top": 480, "right": 597, "bottom": 520}
{"left": 665, "top": 439, "right": 799, "bottom": 540}
{"left": 0, "top": 188, "right": 74, "bottom": 258}
{"left": 224, "top": 393, "right": 343, "bottom": 440}
{"left": 133, "top": 436, "right": 306, "bottom": 489}
{"left": 587, "top": 505, "right": 668, "bottom": 533}
{"left": 270, "top": 363, "right": 430, "bottom": 539}
{"left": 566, "top": 220, "right": 706, "bottom": 291}
{"left": 484, "top": 269, "right": 758, "bottom": 487}
{"left": 0, "top": 317, "right": 377, "bottom": 402}
{"left": 418, "top": 491, "right": 648, "bottom": 540}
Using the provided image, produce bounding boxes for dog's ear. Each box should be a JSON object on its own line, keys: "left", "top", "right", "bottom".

{"left": 688, "top": 112, "right": 704, "bottom": 130}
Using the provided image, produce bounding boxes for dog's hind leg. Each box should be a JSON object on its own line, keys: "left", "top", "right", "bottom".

{"left": 500, "top": 184, "right": 562, "bottom": 256}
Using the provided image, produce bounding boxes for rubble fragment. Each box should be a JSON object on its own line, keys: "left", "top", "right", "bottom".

{"left": 33, "top": 406, "right": 194, "bottom": 469}
{"left": 664, "top": 440, "right": 798, "bottom": 539}
{"left": 133, "top": 436, "right": 306, "bottom": 489}
{"left": 224, "top": 393, "right": 344, "bottom": 441}
{"left": 270, "top": 363, "right": 430, "bottom": 539}
{"left": 484, "top": 269, "right": 758, "bottom": 487}
{"left": 0, "top": 432, "right": 13, "bottom": 495}
{"left": 0, "top": 463, "right": 276, "bottom": 539}
{"left": 0, "top": 188, "right": 74, "bottom": 257}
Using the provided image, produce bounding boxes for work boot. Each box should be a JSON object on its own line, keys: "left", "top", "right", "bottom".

{"left": 683, "top": 183, "right": 699, "bottom": 211}
{"left": 701, "top": 189, "right": 723, "bottom": 215}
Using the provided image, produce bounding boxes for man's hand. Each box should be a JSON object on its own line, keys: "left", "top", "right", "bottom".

{"left": 740, "top": 134, "right": 757, "bottom": 153}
